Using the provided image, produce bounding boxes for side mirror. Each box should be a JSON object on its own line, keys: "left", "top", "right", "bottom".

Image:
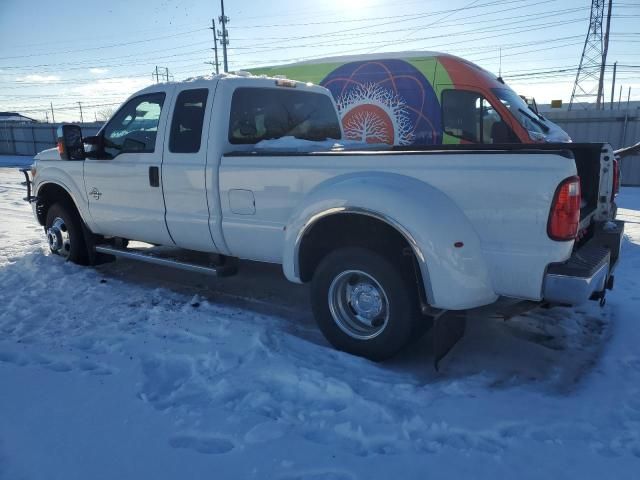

{"left": 56, "top": 125, "right": 85, "bottom": 160}
{"left": 82, "top": 135, "right": 100, "bottom": 146}
{"left": 82, "top": 135, "right": 107, "bottom": 159}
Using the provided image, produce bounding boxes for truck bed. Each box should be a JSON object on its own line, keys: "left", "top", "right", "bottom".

{"left": 230, "top": 142, "right": 608, "bottom": 232}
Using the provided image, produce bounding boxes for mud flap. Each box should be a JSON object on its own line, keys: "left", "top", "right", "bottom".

{"left": 81, "top": 224, "right": 114, "bottom": 266}
{"left": 433, "top": 311, "right": 467, "bottom": 371}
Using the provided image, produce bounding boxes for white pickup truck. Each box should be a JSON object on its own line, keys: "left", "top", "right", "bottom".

{"left": 22, "top": 73, "right": 624, "bottom": 362}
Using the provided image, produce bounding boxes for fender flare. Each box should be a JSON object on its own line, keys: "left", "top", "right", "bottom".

{"left": 282, "top": 171, "right": 498, "bottom": 310}
{"left": 34, "top": 169, "right": 96, "bottom": 233}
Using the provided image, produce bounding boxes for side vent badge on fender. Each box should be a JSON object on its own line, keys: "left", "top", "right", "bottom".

{"left": 89, "top": 188, "right": 102, "bottom": 200}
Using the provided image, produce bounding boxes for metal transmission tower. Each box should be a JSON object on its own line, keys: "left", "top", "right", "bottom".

{"left": 569, "top": 0, "right": 613, "bottom": 110}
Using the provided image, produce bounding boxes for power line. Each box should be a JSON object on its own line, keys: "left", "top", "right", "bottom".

{"left": 0, "top": 28, "right": 209, "bottom": 61}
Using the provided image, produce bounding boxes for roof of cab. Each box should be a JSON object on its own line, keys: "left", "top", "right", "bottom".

{"left": 134, "top": 71, "right": 329, "bottom": 96}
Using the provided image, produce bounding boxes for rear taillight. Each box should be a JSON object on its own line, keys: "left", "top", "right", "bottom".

{"left": 548, "top": 176, "right": 581, "bottom": 241}
{"left": 611, "top": 158, "right": 620, "bottom": 200}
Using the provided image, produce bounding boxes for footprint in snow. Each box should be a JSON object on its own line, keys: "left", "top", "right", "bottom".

{"left": 77, "top": 359, "right": 114, "bottom": 376}
{"left": 278, "top": 471, "right": 356, "bottom": 480}
{"left": 0, "top": 350, "right": 28, "bottom": 367}
{"left": 42, "top": 361, "right": 73, "bottom": 373}
{"left": 169, "top": 435, "right": 234, "bottom": 455}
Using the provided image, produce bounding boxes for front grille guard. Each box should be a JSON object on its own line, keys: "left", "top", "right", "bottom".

{"left": 19, "top": 167, "right": 37, "bottom": 203}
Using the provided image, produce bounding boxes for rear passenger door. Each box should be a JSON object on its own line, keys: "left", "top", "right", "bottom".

{"left": 162, "top": 86, "right": 218, "bottom": 252}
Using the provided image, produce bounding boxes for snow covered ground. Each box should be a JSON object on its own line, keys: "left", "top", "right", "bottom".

{"left": 0, "top": 165, "right": 639, "bottom": 479}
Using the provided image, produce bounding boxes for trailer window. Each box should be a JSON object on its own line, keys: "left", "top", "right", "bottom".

{"left": 228, "top": 87, "right": 341, "bottom": 144}
{"left": 102, "top": 93, "right": 165, "bottom": 157}
{"left": 442, "top": 89, "right": 514, "bottom": 144}
{"left": 170, "top": 88, "right": 209, "bottom": 153}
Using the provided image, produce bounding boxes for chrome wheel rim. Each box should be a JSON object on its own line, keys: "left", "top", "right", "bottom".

{"left": 328, "top": 269, "right": 390, "bottom": 340}
{"left": 47, "top": 217, "right": 71, "bottom": 259}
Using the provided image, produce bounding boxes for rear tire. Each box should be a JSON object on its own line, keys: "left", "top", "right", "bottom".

{"left": 45, "top": 202, "right": 88, "bottom": 265}
{"left": 310, "top": 247, "right": 421, "bottom": 361}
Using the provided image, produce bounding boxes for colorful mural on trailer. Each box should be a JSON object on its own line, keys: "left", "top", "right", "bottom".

{"left": 249, "top": 53, "right": 508, "bottom": 146}
{"left": 320, "top": 59, "right": 442, "bottom": 146}
{"left": 250, "top": 53, "right": 573, "bottom": 145}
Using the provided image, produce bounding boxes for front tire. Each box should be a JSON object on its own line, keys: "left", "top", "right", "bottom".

{"left": 310, "top": 247, "right": 420, "bottom": 361}
{"left": 45, "top": 202, "right": 88, "bottom": 264}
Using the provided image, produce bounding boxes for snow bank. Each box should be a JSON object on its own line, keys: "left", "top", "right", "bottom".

{"left": 1, "top": 167, "right": 639, "bottom": 479}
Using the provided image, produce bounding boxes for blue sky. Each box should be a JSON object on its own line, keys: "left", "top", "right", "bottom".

{"left": 0, "top": 0, "right": 638, "bottom": 121}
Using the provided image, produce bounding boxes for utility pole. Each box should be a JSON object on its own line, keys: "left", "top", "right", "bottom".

{"left": 45, "top": 111, "right": 49, "bottom": 123}
{"left": 618, "top": 85, "right": 623, "bottom": 110}
{"left": 152, "top": 66, "right": 170, "bottom": 83}
{"left": 50, "top": 102, "right": 55, "bottom": 123}
{"left": 207, "top": 18, "right": 220, "bottom": 74}
{"left": 570, "top": 0, "right": 610, "bottom": 110}
{"left": 610, "top": 61, "right": 617, "bottom": 110}
{"left": 218, "top": 0, "right": 230, "bottom": 72}
{"left": 78, "top": 102, "right": 84, "bottom": 123}
{"left": 597, "top": 0, "right": 613, "bottom": 110}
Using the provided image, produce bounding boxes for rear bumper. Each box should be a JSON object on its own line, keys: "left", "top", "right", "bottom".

{"left": 542, "top": 220, "right": 624, "bottom": 305}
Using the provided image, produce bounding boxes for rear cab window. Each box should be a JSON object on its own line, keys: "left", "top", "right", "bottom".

{"left": 228, "top": 87, "right": 341, "bottom": 144}
{"left": 169, "top": 88, "right": 209, "bottom": 153}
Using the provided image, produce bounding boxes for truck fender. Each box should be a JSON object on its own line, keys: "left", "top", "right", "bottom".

{"left": 282, "top": 171, "right": 498, "bottom": 310}
{"left": 34, "top": 165, "right": 96, "bottom": 232}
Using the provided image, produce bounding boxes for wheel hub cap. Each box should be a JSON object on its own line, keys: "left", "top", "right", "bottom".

{"left": 47, "top": 217, "right": 71, "bottom": 257}
{"left": 350, "top": 283, "right": 383, "bottom": 321}
{"left": 328, "top": 269, "right": 390, "bottom": 340}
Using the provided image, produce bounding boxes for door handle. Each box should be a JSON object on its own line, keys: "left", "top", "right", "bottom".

{"left": 149, "top": 166, "right": 159, "bottom": 187}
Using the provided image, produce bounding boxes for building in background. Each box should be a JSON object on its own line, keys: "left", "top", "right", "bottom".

{"left": 0, "top": 112, "right": 37, "bottom": 123}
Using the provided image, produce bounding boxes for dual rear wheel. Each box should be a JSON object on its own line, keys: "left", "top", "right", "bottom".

{"left": 311, "top": 247, "right": 426, "bottom": 361}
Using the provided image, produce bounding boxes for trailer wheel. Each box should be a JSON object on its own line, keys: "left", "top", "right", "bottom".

{"left": 45, "top": 202, "right": 88, "bottom": 265}
{"left": 310, "top": 247, "right": 419, "bottom": 361}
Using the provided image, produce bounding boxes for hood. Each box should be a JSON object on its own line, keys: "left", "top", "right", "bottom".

{"left": 34, "top": 147, "right": 62, "bottom": 161}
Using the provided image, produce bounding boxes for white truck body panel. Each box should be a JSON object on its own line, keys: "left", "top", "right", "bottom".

{"left": 161, "top": 82, "right": 219, "bottom": 252}
{"left": 82, "top": 85, "right": 176, "bottom": 246}
{"left": 220, "top": 152, "right": 575, "bottom": 309}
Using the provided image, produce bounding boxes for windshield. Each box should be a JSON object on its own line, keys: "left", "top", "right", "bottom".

{"left": 491, "top": 87, "right": 547, "bottom": 136}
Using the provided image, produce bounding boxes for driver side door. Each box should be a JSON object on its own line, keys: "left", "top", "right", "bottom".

{"left": 83, "top": 89, "right": 175, "bottom": 245}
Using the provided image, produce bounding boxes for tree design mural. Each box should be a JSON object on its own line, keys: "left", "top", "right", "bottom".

{"left": 336, "top": 82, "right": 414, "bottom": 145}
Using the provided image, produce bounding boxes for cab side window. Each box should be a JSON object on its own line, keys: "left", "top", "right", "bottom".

{"left": 442, "top": 89, "right": 516, "bottom": 144}
{"left": 228, "top": 87, "right": 341, "bottom": 144}
{"left": 102, "top": 93, "right": 165, "bottom": 158}
{"left": 169, "top": 88, "right": 209, "bottom": 153}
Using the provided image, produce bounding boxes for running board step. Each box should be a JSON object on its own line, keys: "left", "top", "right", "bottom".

{"left": 94, "top": 245, "right": 237, "bottom": 277}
